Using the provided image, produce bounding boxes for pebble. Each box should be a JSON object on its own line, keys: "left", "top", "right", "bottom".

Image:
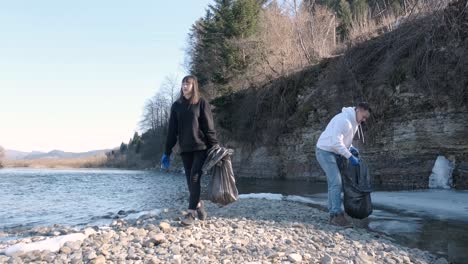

{"left": 159, "top": 222, "right": 171, "bottom": 233}
{"left": 0, "top": 199, "right": 438, "bottom": 264}
{"left": 288, "top": 253, "right": 302, "bottom": 263}
{"left": 90, "top": 255, "right": 106, "bottom": 264}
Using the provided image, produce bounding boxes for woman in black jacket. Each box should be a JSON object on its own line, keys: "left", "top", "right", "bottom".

{"left": 161, "top": 75, "right": 218, "bottom": 226}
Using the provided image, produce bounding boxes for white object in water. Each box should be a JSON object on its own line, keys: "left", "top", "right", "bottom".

{"left": 429, "top": 155, "right": 454, "bottom": 189}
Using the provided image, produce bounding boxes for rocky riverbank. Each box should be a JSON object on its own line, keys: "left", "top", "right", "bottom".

{"left": 0, "top": 198, "right": 446, "bottom": 264}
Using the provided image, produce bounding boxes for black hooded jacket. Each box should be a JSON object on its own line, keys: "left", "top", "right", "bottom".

{"left": 165, "top": 97, "right": 218, "bottom": 155}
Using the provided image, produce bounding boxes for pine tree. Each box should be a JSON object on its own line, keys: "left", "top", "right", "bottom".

{"left": 337, "top": 0, "right": 352, "bottom": 40}
{"left": 135, "top": 140, "right": 142, "bottom": 154}
{"left": 187, "top": 0, "right": 261, "bottom": 95}
{"left": 131, "top": 132, "right": 140, "bottom": 145}
{"left": 231, "top": 0, "right": 260, "bottom": 38}
{"left": 120, "top": 143, "right": 128, "bottom": 153}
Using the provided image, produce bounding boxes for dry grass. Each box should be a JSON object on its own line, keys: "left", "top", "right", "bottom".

{"left": 349, "top": 0, "right": 452, "bottom": 44}
{"left": 4, "top": 154, "right": 108, "bottom": 169}
{"left": 226, "top": 3, "right": 336, "bottom": 91}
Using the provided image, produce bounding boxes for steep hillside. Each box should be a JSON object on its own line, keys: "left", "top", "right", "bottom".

{"left": 212, "top": 0, "right": 468, "bottom": 189}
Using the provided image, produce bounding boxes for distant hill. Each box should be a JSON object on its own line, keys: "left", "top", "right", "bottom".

{"left": 4, "top": 149, "right": 31, "bottom": 160}
{"left": 5, "top": 149, "right": 109, "bottom": 160}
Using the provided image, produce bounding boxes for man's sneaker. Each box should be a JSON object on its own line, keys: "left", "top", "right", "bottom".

{"left": 196, "top": 200, "right": 207, "bottom": 221}
{"left": 181, "top": 212, "right": 196, "bottom": 226}
{"left": 330, "top": 213, "right": 352, "bottom": 228}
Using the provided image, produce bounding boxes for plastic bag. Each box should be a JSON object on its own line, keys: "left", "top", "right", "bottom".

{"left": 339, "top": 156, "right": 373, "bottom": 219}
{"left": 203, "top": 146, "right": 238, "bottom": 205}
{"left": 207, "top": 157, "right": 238, "bottom": 205}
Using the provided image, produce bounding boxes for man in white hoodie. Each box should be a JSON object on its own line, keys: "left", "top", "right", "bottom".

{"left": 316, "top": 102, "right": 371, "bottom": 227}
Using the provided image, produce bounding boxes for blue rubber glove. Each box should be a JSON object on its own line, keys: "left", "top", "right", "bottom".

{"left": 350, "top": 146, "right": 359, "bottom": 156}
{"left": 161, "top": 154, "right": 170, "bottom": 169}
{"left": 348, "top": 155, "right": 360, "bottom": 166}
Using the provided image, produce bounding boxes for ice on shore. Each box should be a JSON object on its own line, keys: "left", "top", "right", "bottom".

{"left": 240, "top": 190, "right": 468, "bottom": 221}
{"left": 1, "top": 228, "right": 96, "bottom": 256}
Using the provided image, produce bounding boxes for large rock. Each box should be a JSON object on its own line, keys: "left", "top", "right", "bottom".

{"left": 226, "top": 111, "right": 468, "bottom": 189}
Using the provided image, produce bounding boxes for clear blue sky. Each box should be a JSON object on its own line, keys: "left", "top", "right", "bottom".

{"left": 0, "top": 0, "right": 212, "bottom": 152}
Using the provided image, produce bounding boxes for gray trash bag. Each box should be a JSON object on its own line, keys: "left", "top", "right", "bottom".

{"left": 338, "top": 155, "right": 373, "bottom": 219}
{"left": 202, "top": 146, "right": 238, "bottom": 205}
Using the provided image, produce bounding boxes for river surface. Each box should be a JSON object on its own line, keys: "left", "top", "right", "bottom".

{"left": 0, "top": 168, "right": 467, "bottom": 263}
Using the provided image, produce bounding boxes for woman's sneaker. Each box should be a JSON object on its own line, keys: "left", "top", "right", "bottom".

{"left": 196, "top": 200, "right": 207, "bottom": 220}
{"left": 181, "top": 212, "right": 196, "bottom": 226}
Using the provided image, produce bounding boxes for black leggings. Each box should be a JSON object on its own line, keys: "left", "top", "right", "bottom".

{"left": 180, "top": 150, "right": 207, "bottom": 210}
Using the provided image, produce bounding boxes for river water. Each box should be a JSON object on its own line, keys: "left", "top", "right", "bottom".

{"left": 0, "top": 168, "right": 467, "bottom": 263}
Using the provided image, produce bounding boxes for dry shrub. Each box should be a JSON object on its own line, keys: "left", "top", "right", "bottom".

{"left": 349, "top": 0, "right": 453, "bottom": 44}
{"left": 232, "top": 3, "right": 336, "bottom": 89}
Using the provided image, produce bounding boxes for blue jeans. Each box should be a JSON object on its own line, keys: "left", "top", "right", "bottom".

{"left": 315, "top": 147, "right": 343, "bottom": 216}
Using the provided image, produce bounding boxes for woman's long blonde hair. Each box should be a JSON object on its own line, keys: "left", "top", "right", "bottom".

{"left": 178, "top": 75, "right": 200, "bottom": 104}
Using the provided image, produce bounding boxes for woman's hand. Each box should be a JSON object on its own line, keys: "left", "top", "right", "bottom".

{"left": 161, "top": 154, "right": 170, "bottom": 169}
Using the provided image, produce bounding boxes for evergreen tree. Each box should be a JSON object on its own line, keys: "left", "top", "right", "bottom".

{"left": 337, "top": 0, "right": 352, "bottom": 40}
{"left": 119, "top": 143, "right": 127, "bottom": 153}
{"left": 131, "top": 132, "right": 140, "bottom": 146}
{"left": 188, "top": 0, "right": 261, "bottom": 95}
{"left": 135, "top": 140, "right": 142, "bottom": 154}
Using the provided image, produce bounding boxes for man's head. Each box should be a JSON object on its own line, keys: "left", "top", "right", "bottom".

{"left": 355, "top": 102, "right": 371, "bottom": 124}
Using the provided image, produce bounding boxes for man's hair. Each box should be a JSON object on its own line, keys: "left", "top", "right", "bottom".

{"left": 357, "top": 102, "right": 371, "bottom": 113}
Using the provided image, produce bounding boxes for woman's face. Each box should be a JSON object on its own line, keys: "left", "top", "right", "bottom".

{"left": 182, "top": 81, "right": 193, "bottom": 98}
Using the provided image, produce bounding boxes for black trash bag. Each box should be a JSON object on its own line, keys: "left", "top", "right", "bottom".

{"left": 202, "top": 146, "right": 238, "bottom": 205}
{"left": 207, "top": 157, "right": 238, "bottom": 205}
{"left": 338, "top": 155, "right": 373, "bottom": 219}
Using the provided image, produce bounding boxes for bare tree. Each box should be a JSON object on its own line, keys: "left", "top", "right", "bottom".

{"left": 139, "top": 98, "right": 158, "bottom": 134}
{"left": 139, "top": 74, "right": 181, "bottom": 134}
{"left": 153, "top": 94, "right": 170, "bottom": 129}
{"left": 139, "top": 92, "right": 171, "bottom": 135}
{"left": 160, "top": 74, "right": 180, "bottom": 105}
{"left": 235, "top": 2, "right": 336, "bottom": 86}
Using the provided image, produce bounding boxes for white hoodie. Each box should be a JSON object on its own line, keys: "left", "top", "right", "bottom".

{"left": 316, "top": 107, "right": 359, "bottom": 159}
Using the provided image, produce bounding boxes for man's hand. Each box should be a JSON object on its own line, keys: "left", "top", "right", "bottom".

{"left": 350, "top": 146, "right": 359, "bottom": 156}
{"left": 348, "top": 155, "right": 360, "bottom": 166}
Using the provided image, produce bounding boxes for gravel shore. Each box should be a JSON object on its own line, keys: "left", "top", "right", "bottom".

{"left": 0, "top": 198, "right": 446, "bottom": 264}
